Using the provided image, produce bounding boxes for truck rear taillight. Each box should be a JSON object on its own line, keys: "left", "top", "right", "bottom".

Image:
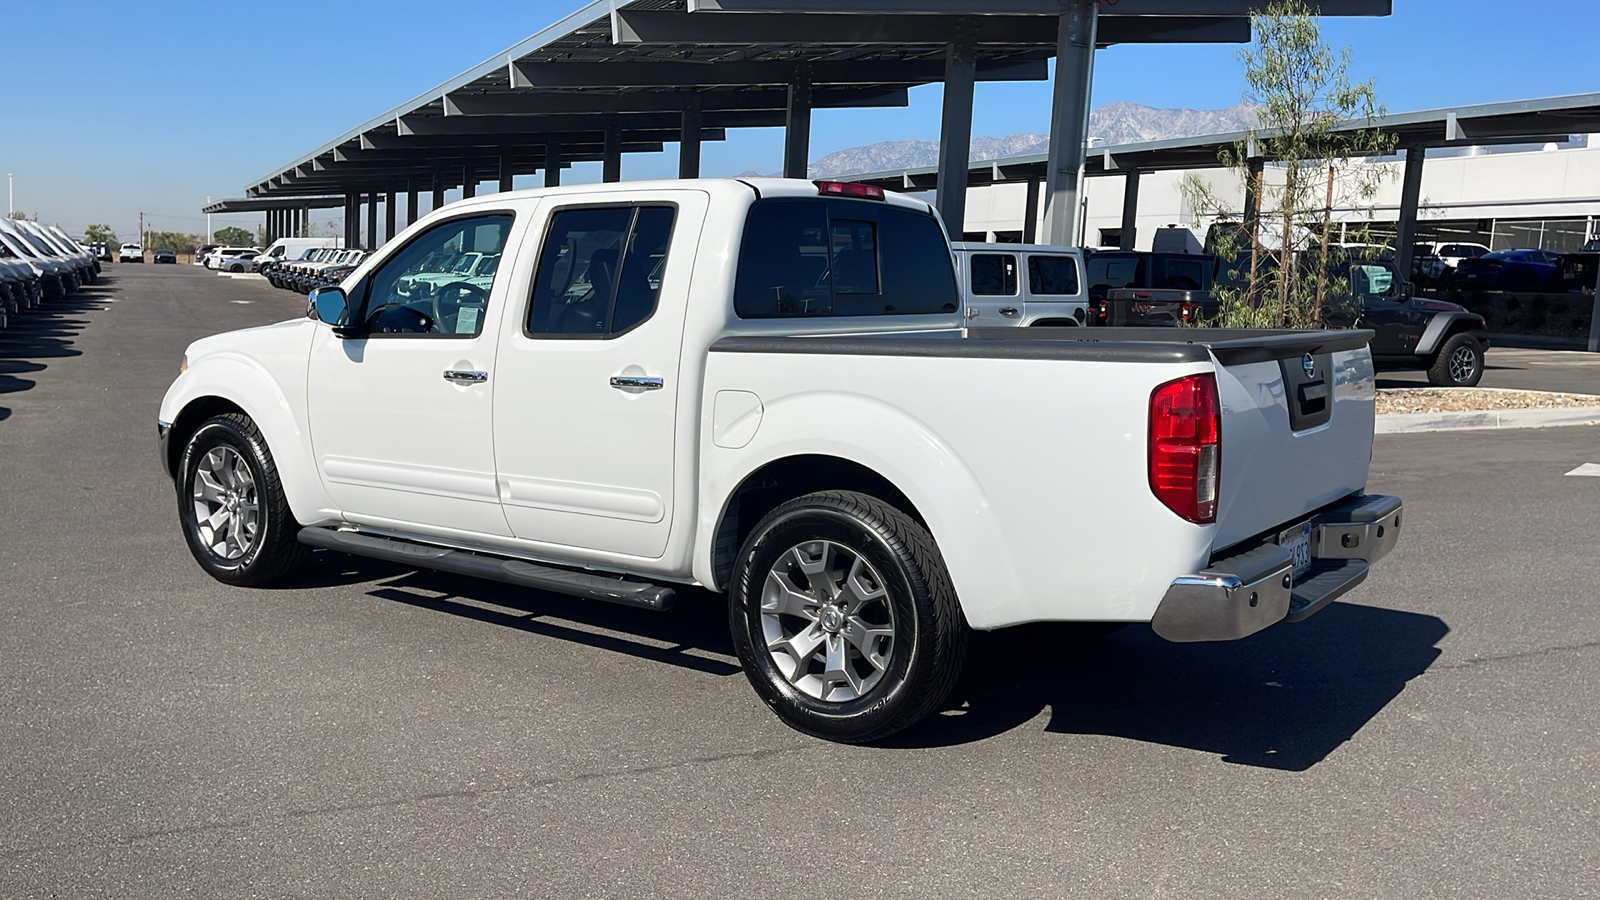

{"left": 1149, "top": 373, "right": 1220, "bottom": 524}
{"left": 814, "top": 180, "right": 885, "bottom": 200}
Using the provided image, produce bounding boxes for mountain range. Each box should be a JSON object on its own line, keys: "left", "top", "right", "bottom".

{"left": 805, "top": 101, "right": 1259, "bottom": 179}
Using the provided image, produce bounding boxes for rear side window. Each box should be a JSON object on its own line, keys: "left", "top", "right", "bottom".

{"left": 526, "top": 205, "right": 676, "bottom": 338}
{"left": 734, "top": 199, "right": 958, "bottom": 318}
{"left": 1027, "top": 255, "right": 1080, "bottom": 295}
{"left": 969, "top": 254, "right": 1017, "bottom": 296}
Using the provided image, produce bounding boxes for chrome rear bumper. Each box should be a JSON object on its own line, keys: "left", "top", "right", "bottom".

{"left": 1151, "top": 494, "right": 1402, "bottom": 643}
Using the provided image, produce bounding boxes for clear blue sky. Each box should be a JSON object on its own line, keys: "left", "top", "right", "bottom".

{"left": 2, "top": 0, "right": 1596, "bottom": 241}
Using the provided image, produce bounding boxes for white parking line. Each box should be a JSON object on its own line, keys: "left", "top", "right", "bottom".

{"left": 229, "top": 300, "right": 253, "bottom": 305}
{"left": 1565, "top": 463, "right": 1600, "bottom": 476}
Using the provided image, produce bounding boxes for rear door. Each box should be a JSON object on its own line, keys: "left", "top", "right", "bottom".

{"left": 962, "top": 251, "right": 1022, "bottom": 326}
{"left": 491, "top": 189, "right": 707, "bottom": 559}
{"left": 1021, "top": 252, "right": 1085, "bottom": 324}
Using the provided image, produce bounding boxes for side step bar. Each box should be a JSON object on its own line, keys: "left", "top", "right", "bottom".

{"left": 297, "top": 527, "right": 676, "bottom": 612}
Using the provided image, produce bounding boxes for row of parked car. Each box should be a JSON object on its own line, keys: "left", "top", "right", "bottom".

{"left": 263, "top": 247, "right": 369, "bottom": 294}
{"left": 0, "top": 219, "right": 102, "bottom": 330}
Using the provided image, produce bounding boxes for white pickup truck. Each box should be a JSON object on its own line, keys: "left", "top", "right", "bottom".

{"left": 159, "top": 178, "right": 1403, "bottom": 743}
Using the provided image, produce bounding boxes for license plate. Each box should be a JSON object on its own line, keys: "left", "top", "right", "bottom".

{"left": 1278, "top": 521, "right": 1313, "bottom": 582}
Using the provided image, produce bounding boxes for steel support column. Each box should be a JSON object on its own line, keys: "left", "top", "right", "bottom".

{"left": 344, "top": 194, "right": 358, "bottom": 247}
{"left": 784, "top": 64, "right": 812, "bottom": 180}
{"left": 1042, "top": 0, "right": 1098, "bottom": 246}
{"left": 545, "top": 141, "right": 563, "bottom": 187}
{"left": 679, "top": 99, "right": 703, "bottom": 179}
{"left": 383, "top": 191, "right": 396, "bottom": 246}
{"left": 603, "top": 125, "right": 623, "bottom": 183}
{"left": 432, "top": 170, "right": 444, "bottom": 212}
{"left": 499, "top": 152, "right": 515, "bottom": 193}
{"left": 1120, "top": 169, "right": 1142, "bottom": 250}
{"left": 1393, "top": 144, "right": 1425, "bottom": 282}
{"left": 366, "top": 193, "right": 378, "bottom": 249}
{"left": 935, "top": 40, "right": 977, "bottom": 237}
{"left": 1022, "top": 178, "right": 1041, "bottom": 244}
{"left": 461, "top": 163, "right": 476, "bottom": 199}
{"left": 406, "top": 187, "right": 418, "bottom": 228}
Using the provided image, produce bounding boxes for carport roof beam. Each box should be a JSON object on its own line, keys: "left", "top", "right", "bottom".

{"left": 509, "top": 57, "right": 1047, "bottom": 89}
{"left": 440, "top": 86, "right": 909, "bottom": 117}
{"left": 612, "top": 9, "right": 1250, "bottom": 45}
{"left": 684, "top": 0, "right": 1390, "bottom": 13}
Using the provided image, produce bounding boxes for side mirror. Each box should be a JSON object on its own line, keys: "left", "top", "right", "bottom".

{"left": 308, "top": 286, "right": 350, "bottom": 330}
{"left": 1400, "top": 281, "right": 1415, "bottom": 300}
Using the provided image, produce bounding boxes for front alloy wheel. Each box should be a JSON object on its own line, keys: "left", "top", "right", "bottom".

{"left": 178, "top": 413, "right": 307, "bottom": 586}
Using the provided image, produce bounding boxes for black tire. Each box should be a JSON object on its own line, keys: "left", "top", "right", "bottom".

{"left": 1426, "top": 332, "right": 1484, "bottom": 387}
{"left": 177, "top": 413, "right": 307, "bottom": 586}
{"left": 729, "top": 490, "right": 967, "bottom": 744}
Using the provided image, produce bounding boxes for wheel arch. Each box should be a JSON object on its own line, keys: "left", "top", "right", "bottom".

{"left": 160, "top": 354, "right": 330, "bottom": 523}
{"left": 693, "top": 393, "right": 1024, "bottom": 627}
{"left": 1415, "top": 311, "right": 1487, "bottom": 356}
{"left": 706, "top": 454, "right": 926, "bottom": 592}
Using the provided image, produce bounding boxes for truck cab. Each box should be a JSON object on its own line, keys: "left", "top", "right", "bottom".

{"left": 952, "top": 242, "right": 1088, "bottom": 327}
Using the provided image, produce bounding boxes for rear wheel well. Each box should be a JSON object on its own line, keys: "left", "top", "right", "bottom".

{"left": 711, "top": 455, "right": 924, "bottom": 590}
{"left": 166, "top": 397, "right": 247, "bottom": 478}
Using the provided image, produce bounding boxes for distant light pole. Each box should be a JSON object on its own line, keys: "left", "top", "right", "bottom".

{"left": 205, "top": 196, "right": 212, "bottom": 243}
{"left": 6, "top": 173, "right": 12, "bottom": 216}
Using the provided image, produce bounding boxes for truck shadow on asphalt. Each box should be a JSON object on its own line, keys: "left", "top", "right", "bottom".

{"left": 0, "top": 283, "right": 119, "bottom": 422}
{"left": 893, "top": 606, "right": 1449, "bottom": 770}
{"left": 292, "top": 549, "right": 1446, "bottom": 770}
{"left": 288, "top": 550, "right": 744, "bottom": 678}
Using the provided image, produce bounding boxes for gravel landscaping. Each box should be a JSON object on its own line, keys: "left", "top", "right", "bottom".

{"left": 1376, "top": 387, "right": 1600, "bottom": 416}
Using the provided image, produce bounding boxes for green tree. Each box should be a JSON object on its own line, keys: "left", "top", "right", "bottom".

{"left": 147, "top": 231, "right": 201, "bottom": 254}
{"left": 1182, "top": 0, "right": 1395, "bottom": 329}
{"left": 83, "top": 224, "right": 118, "bottom": 245}
{"left": 213, "top": 226, "right": 255, "bottom": 247}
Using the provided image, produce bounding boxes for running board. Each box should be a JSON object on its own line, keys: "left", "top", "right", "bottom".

{"left": 296, "top": 527, "right": 675, "bottom": 612}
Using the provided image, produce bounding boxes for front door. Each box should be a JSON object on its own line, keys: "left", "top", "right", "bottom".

{"left": 1350, "top": 262, "right": 1419, "bottom": 355}
{"left": 963, "top": 251, "right": 1022, "bottom": 327}
{"left": 492, "top": 191, "right": 707, "bottom": 560}
{"left": 306, "top": 210, "right": 520, "bottom": 538}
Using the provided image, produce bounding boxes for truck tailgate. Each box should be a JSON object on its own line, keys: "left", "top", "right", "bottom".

{"left": 1211, "top": 344, "right": 1375, "bottom": 550}
{"left": 968, "top": 326, "right": 1377, "bottom": 550}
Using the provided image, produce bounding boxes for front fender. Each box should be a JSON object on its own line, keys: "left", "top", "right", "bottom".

{"left": 1415, "top": 311, "right": 1487, "bottom": 356}
{"left": 160, "top": 351, "right": 333, "bottom": 526}
{"left": 694, "top": 391, "right": 1024, "bottom": 630}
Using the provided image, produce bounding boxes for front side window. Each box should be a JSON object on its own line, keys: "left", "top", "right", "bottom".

{"left": 970, "top": 254, "right": 1017, "bottom": 296}
{"left": 1353, "top": 264, "right": 1399, "bottom": 300}
{"left": 734, "top": 199, "right": 958, "bottom": 318}
{"left": 1027, "top": 255, "right": 1080, "bottom": 295}
{"left": 526, "top": 205, "right": 676, "bottom": 338}
{"left": 359, "top": 213, "right": 512, "bottom": 336}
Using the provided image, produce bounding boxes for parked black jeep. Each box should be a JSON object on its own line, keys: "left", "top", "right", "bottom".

{"left": 1096, "top": 254, "right": 1489, "bottom": 387}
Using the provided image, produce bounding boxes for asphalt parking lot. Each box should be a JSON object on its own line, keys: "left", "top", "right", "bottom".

{"left": 3, "top": 265, "right": 1598, "bottom": 898}
{"left": 1377, "top": 345, "right": 1600, "bottom": 394}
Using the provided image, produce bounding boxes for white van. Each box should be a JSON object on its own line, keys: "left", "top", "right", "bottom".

{"left": 251, "top": 236, "right": 342, "bottom": 271}
{"left": 952, "top": 242, "right": 1088, "bottom": 328}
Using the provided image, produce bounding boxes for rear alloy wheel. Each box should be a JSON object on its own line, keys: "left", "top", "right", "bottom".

{"left": 178, "top": 413, "right": 307, "bottom": 586}
{"left": 1427, "top": 333, "right": 1484, "bottom": 387}
{"left": 730, "top": 491, "right": 967, "bottom": 743}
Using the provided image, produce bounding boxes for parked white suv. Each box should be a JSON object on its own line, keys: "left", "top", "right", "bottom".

{"left": 160, "top": 178, "right": 1403, "bottom": 743}
{"left": 119, "top": 243, "right": 143, "bottom": 263}
{"left": 204, "top": 246, "right": 259, "bottom": 270}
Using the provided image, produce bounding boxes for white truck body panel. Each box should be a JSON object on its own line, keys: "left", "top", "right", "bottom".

{"left": 161, "top": 178, "right": 1385, "bottom": 632}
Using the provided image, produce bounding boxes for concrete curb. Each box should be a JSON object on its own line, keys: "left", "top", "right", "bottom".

{"left": 1376, "top": 406, "right": 1600, "bottom": 434}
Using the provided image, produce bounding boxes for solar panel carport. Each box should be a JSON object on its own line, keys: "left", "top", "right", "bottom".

{"left": 222, "top": 0, "right": 1389, "bottom": 250}
{"left": 843, "top": 92, "right": 1600, "bottom": 284}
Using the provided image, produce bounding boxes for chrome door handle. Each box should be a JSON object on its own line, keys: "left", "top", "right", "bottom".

{"left": 999, "top": 307, "right": 1020, "bottom": 317}
{"left": 610, "top": 375, "right": 664, "bottom": 391}
{"left": 443, "top": 370, "right": 488, "bottom": 384}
